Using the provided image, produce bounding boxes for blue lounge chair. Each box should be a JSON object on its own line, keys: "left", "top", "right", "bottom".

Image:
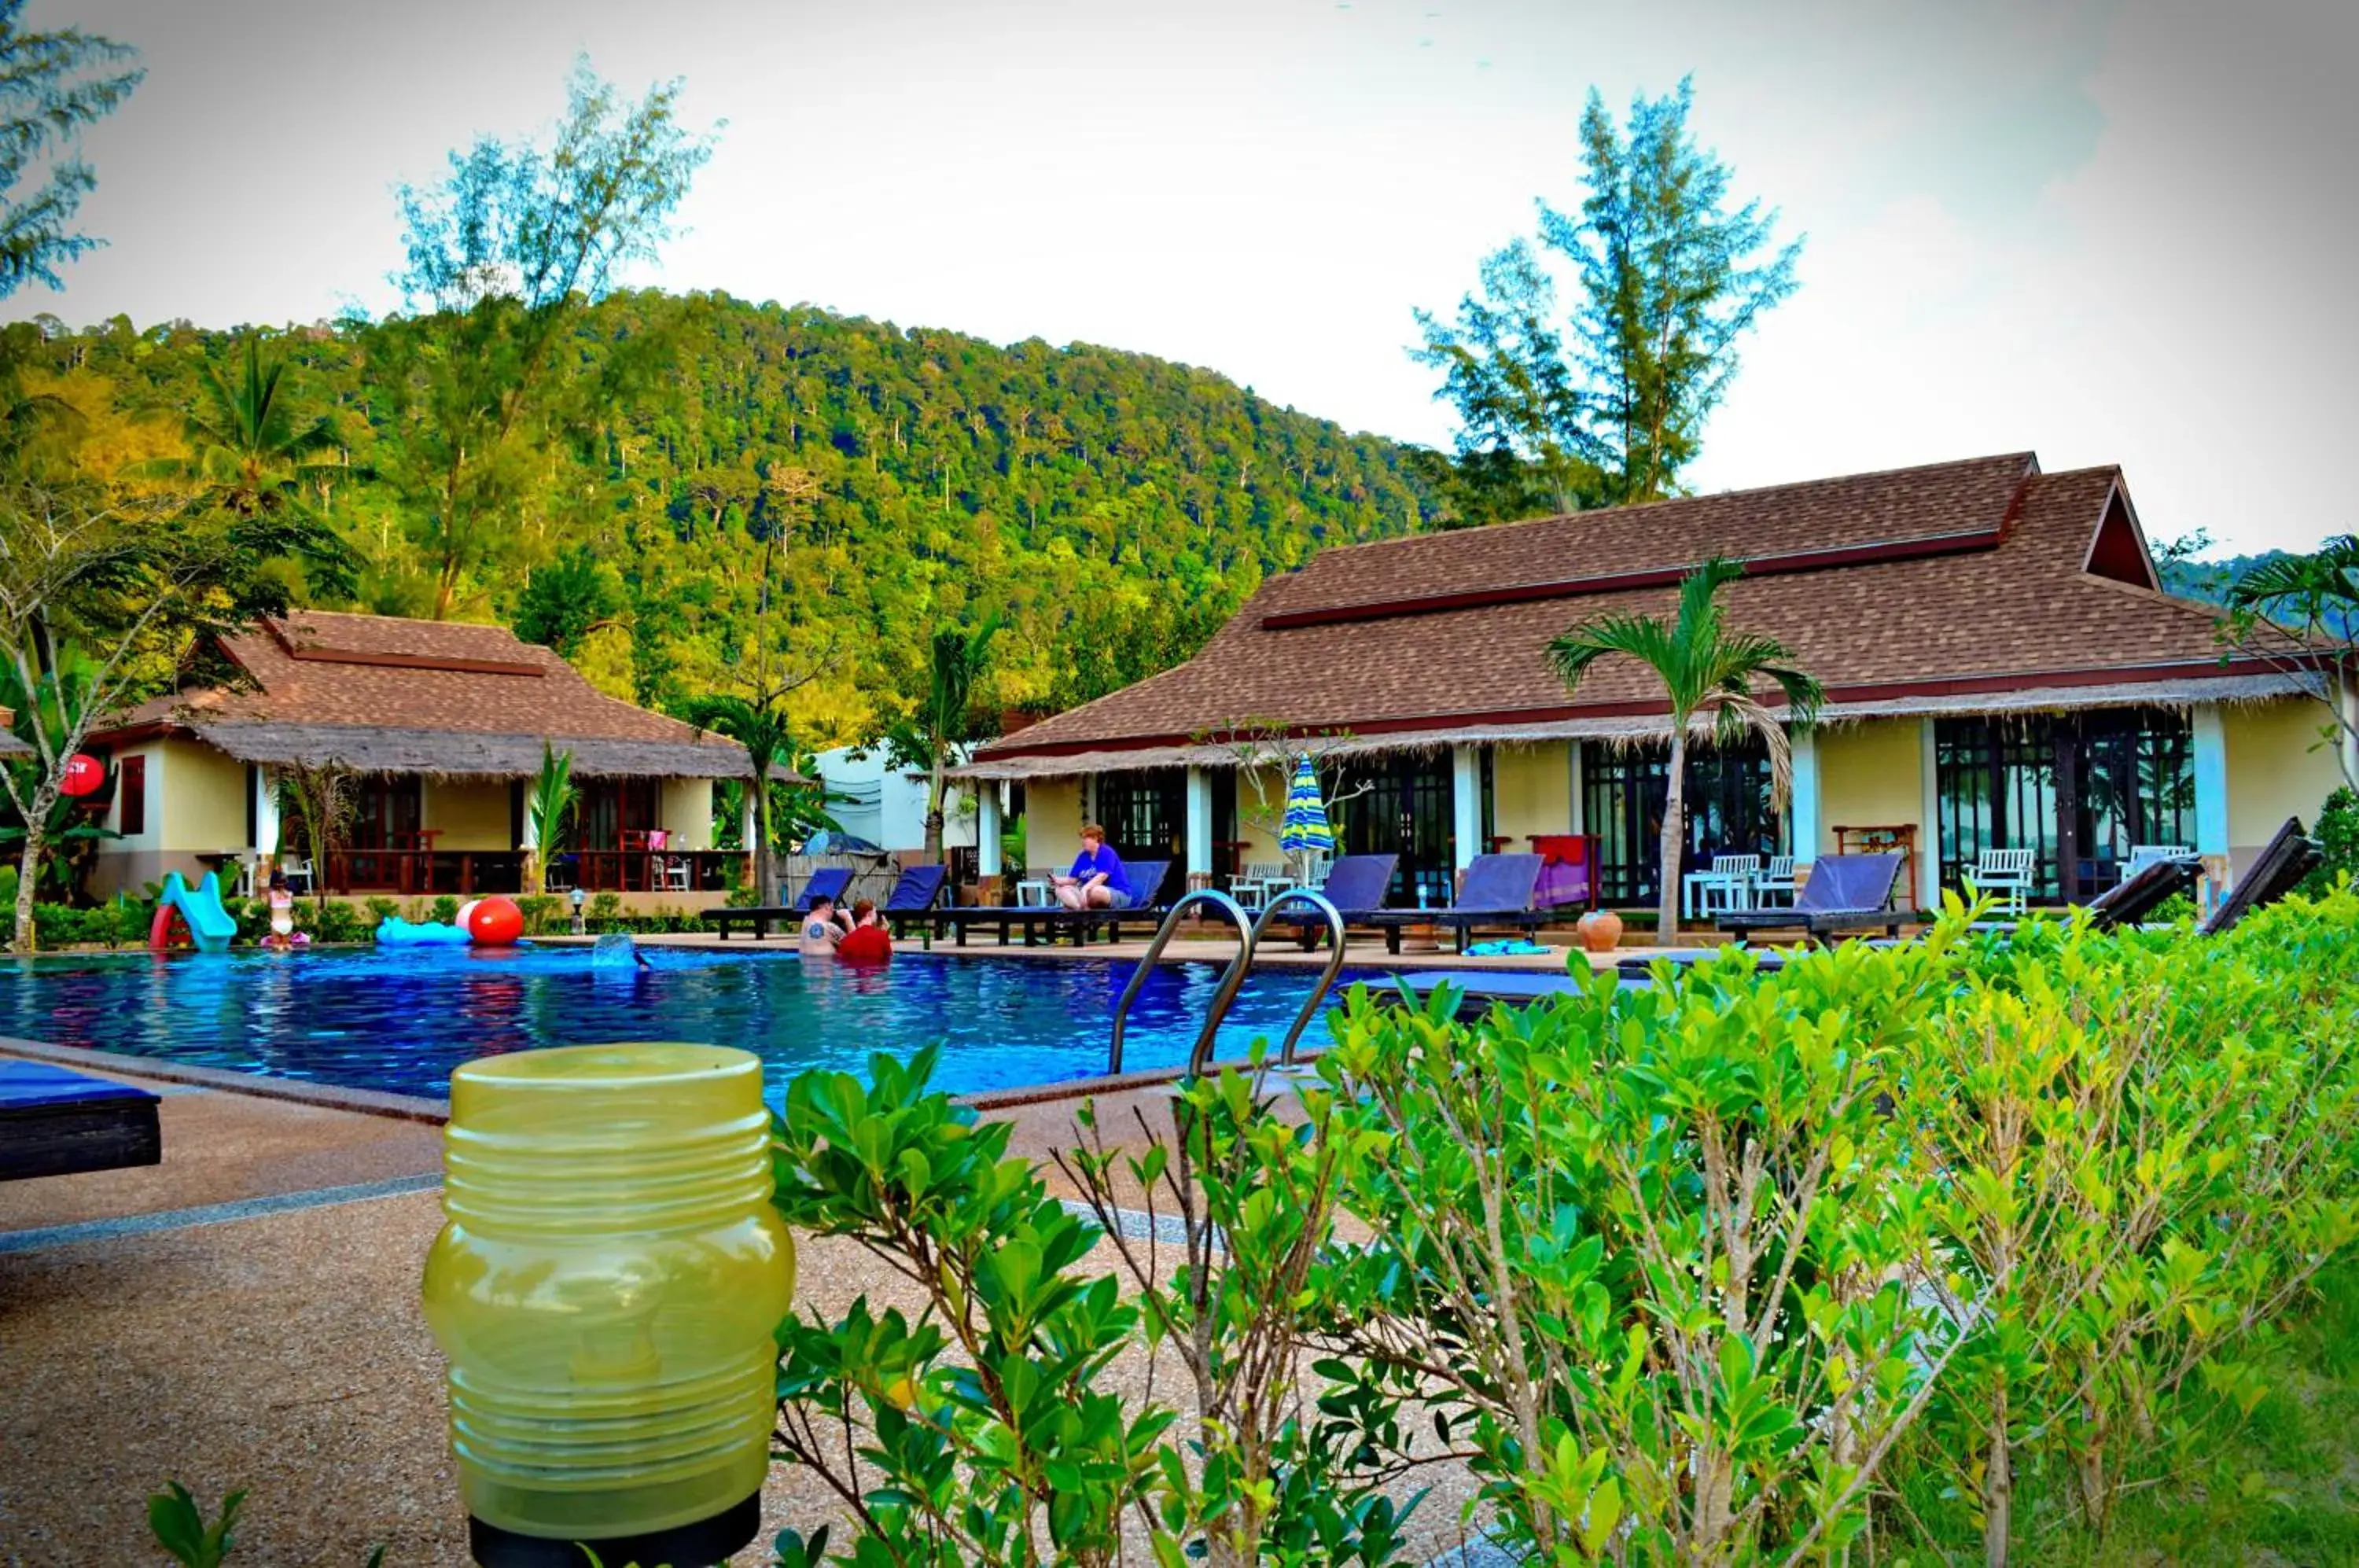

{"left": 1355, "top": 853, "right": 1548, "bottom": 955}
{"left": 711, "top": 866, "right": 859, "bottom": 940}
{"left": 881, "top": 863, "right": 951, "bottom": 939}
{"left": 939, "top": 860, "right": 1176, "bottom": 948}
{"left": 1, "top": 1058, "right": 162, "bottom": 1182}
{"left": 1717, "top": 852, "right": 1904, "bottom": 944}
{"left": 1262, "top": 853, "right": 1399, "bottom": 949}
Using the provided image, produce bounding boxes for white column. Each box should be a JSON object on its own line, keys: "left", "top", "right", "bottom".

{"left": 742, "top": 791, "right": 758, "bottom": 853}
{"left": 977, "top": 782, "right": 1003, "bottom": 877}
{"left": 252, "top": 766, "right": 280, "bottom": 857}
{"left": 1788, "top": 728, "right": 1820, "bottom": 865}
{"left": 1451, "top": 744, "right": 1481, "bottom": 871}
{"left": 1183, "top": 765, "right": 1213, "bottom": 883}
{"left": 1566, "top": 741, "right": 1585, "bottom": 832}
{"left": 2340, "top": 675, "right": 2359, "bottom": 788}
{"left": 2193, "top": 704, "right": 2231, "bottom": 858}
{"left": 1918, "top": 719, "right": 1941, "bottom": 908}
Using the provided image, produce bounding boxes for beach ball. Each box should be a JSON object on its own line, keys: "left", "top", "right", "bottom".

{"left": 455, "top": 898, "right": 481, "bottom": 933}
{"left": 61, "top": 753, "right": 104, "bottom": 797}
{"left": 468, "top": 896, "right": 524, "bottom": 947}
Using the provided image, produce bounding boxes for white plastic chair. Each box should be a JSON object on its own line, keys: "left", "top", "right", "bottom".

{"left": 1229, "top": 859, "right": 1289, "bottom": 911}
{"left": 1683, "top": 854, "right": 1760, "bottom": 918}
{"left": 283, "top": 858, "right": 315, "bottom": 896}
{"left": 1754, "top": 855, "right": 1798, "bottom": 907}
{"left": 1971, "top": 848, "right": 2036, "bottom": 917}
{"left": 2124, "top": 844, "right": 2193, "bottom": 882}
{"left": 658, "top": 856, "right": 691, "bottom": 892}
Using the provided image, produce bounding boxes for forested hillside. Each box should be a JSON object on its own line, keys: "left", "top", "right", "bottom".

{"left": 19, "top": 292, "right": 1444, "bottom": 741}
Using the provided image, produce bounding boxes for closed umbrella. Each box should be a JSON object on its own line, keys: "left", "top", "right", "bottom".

{"left": 1278, "top": 756, "right": 1334, "bottom": 882}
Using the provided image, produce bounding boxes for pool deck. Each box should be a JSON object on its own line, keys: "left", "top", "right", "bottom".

{"left": 0, "top": 933, "right": 1678, "bottom": 1561}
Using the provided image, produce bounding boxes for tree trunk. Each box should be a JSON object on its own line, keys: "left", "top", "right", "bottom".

{"left": 13, "top": 819, "right": 44, "bottom": 954}
{"left": 925, "top": 756, "right": 948, "bottom": 864}
{"left": 752, "top": 762, "right": 777, "bottom": 907}
{"left": 1658, "top": 731, "right": 1687, "bottom": 939}
{"left": 1984, "top": 1384, "right": 2011, "bottom": 1568}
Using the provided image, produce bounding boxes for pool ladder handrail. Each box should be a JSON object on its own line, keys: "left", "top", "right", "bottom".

{"left": 1106, "top": 887, "right": 1349, "bottom": 1077}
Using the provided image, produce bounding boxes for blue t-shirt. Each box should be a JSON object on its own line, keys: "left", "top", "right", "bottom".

{"left": 1068, "top": 844, "right": 1132, "bottom": 896}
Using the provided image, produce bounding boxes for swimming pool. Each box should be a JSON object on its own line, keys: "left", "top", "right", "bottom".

{"left": 0, "top": 944, "right": 1389, "bottom": 1102}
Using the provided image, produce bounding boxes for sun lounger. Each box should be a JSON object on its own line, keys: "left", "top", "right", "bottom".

{"left": 1716, "top": 852, "right": 1905, "bottom": 944}
{"left": 2199, "top": 816, "right": 2321, "bottom": 937}
{"left": 879, "top": 864, "right": 951, "bottom": 939}
{"left": 1352, "top": 853, "right": 1548, "bottom": 955}
{"left": 937, "top": 860, "right": 1176, "bottom": 947}
{"left": 1, "top": 1058, "right": 162, "bottom": 1182}
{"left": 1261, "top": 853, "right": 1400, "bottom": 949}
{"left": 710, "top": 867, "right": 857, "bottom": 940}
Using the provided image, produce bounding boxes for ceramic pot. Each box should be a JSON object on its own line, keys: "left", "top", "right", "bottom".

{"left": 1574, "top": 909, "right": 1624, "bottom": 953}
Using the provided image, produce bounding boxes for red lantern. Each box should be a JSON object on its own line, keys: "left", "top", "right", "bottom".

{"left": 61, "top": 753, "right": 105, "bottom": 798}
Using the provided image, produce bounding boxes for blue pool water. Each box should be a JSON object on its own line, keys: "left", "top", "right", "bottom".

{"left": 0, "top": 944, "right": 1391, "bottom": 1102}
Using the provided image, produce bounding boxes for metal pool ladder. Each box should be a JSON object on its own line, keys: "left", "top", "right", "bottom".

{"left": 1106, "top": 888, "right": 1349, "bottom": 1077}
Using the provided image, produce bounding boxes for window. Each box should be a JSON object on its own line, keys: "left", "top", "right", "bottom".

{"left": 1581, "top": 742, "right": 1778, "bottom": 905}
{"left": 118, "top": 755, "right": 146, "bottom": 837}
{"left": 1095, "top": 768, "right": 1184, "bottom": 864}
{"left": 577, "top": 778, "right": 658, "bottom": 852}
{"left": 1934, "top": 709, "right": 2193, "bottom": 901}
{"left": 1337, "top": 752, "right": 1452, "bottom": 907}
{"left": 348, "top": 775, "right": 425, "bottom": 850}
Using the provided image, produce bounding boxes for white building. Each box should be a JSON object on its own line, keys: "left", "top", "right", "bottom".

{"left": 810, "top": 745, "right": 981, "bottom": 856}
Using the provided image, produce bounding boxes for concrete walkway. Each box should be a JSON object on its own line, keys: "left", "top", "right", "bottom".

{"left": 0, "top": 1044, "right": 1499, "bottom": 1565}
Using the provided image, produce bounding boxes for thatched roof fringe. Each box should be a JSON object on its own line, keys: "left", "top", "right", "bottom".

{"left": 949, "top": 673, "right": 2313, "bottom": 781}
{"left": 190, "top": 722, "right": 756, "bottom": 781}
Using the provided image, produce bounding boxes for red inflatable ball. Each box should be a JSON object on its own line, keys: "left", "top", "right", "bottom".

{"left": 61, "top": 753, "right": 105, "bottom": 797}
{"left": 467, "top": 896, "right": 524, "bottom": 947}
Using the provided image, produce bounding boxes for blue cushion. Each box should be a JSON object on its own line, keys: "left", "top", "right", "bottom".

{"left": 0, "top": 1058, "right": 159, "bottom": 1110}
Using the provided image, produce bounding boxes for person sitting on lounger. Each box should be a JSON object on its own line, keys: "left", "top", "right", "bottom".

{"left": 800, "top": 893, "right": 852, "bottom": 955}
{"left": 1053, "top": 823, "right": 1134, "bottom": 910}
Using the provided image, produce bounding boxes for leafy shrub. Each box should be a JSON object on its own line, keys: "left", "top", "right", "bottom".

{"left": 765, "top": 895, "right": 2359, "bottom": 1568}
{"left": 2304, "top": 785, "right": 2358, "bottom": 895}
{"left": 590, "top": 892, "right": 620, "bottom": 923}
{"left": 429, "top": 895, "right": 461, "bottom": 926}
{"left": 514, "top": 893, "right": 563, "bottom": 934}
{"left": 363, "top": 896, "right": 399, "bottom": 926}
{"left": 291, "top": 900, "right": 370, "bottom": 944}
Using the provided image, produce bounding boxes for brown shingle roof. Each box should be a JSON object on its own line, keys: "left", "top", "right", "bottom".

{"left": 984, "top": 455, "right": 2261, "bottom": 760}
{"left": 95, "top": 612, "right": 753, "bottom": 779}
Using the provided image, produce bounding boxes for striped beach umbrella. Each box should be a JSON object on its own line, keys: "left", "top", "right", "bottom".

{"left": 1278, "top": 756, "right": 1334, "bottom": 863}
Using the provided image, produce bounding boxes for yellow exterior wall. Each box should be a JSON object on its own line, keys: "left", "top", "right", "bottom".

{"left": 1815, "top": 718, "right": 1927, "bottom": 860}
{"left": 423, "top": 779, "right": 513, "bottom": 851}
{"left": 1491, "top": 743, "right": 1572, "bottom": 844}
{"left": 2224, "top": 698, "right": 2344, "bottom": 854}
{"left": 1227, "top": 766, "right": 1290, "bottom": 871}
{"left": 159, "top": 738, "right": 248, "bottom": 852}
{"left": 1025, "top": 777, "right": 1084, "bottom": 872}
{"left": 661, "top": 778, "right": 718, "bottom": 850}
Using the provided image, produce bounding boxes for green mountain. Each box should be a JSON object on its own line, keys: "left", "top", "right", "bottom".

{"left": 25, "top": 291, "right": 1444, "bottom": 739}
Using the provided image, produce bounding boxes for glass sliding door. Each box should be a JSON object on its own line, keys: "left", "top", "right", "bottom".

{"left": 1581, "top": 742, "right": 1778, "bottom": 907}
{"left": 1934, "top": 709, "right": 2192, "bottom": 901}
{"left": 1337, "top": 752, "right": 1452, "bottom": 907}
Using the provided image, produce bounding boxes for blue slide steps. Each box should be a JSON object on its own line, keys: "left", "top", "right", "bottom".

{"left": 156, "top": 870, "right": 238, "bottom": 954}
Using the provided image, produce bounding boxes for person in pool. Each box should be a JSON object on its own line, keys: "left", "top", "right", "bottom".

{"left": 835, "top": 898, "right": 894, "bottom": 963}
{"left": 1052, "top": 823, "right": 1133, "bottom": 911}
{"left": 800, "top": 893, "right": 852, "bottom": 955}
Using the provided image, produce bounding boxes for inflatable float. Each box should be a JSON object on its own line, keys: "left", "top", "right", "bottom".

{"left": 377, "top": 896, "right": 524, "bottom": 948}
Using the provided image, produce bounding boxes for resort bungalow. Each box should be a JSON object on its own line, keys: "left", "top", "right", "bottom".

{"left": 83, "top": 612, "right": 756, "bottom": 904}
{"left": 962, "top": 453, "right": 2353, "bottom": 919}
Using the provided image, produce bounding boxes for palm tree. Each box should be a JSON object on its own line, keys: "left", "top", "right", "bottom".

{"left": 2225, "top": 533, "right": 2359, "bottom": 791}
{"left": 524, "top": 745, "right": 576, "bottom": 896}
{"left": 1545, "top": 557, "right": 1823, "bottom": 937}
{"left": 887, "top": 617, "right": 1001, "bottom": 863}
{"left": 682, "top": 694, "right": 794, "bottom": 906}
{"left": 158, "top": 337, "right": 350, "bottom": 517}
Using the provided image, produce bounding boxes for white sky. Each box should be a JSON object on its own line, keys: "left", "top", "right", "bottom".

{"left": 11, "top": 0, "right": 2357, "bottom": 554}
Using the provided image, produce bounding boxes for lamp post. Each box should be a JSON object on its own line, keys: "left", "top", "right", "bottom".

{"left": 569, "top": 885, "right": 586, "bottom": 935}
{"left": 423, "top": 1043, "right": 794, "bottom": 1567}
